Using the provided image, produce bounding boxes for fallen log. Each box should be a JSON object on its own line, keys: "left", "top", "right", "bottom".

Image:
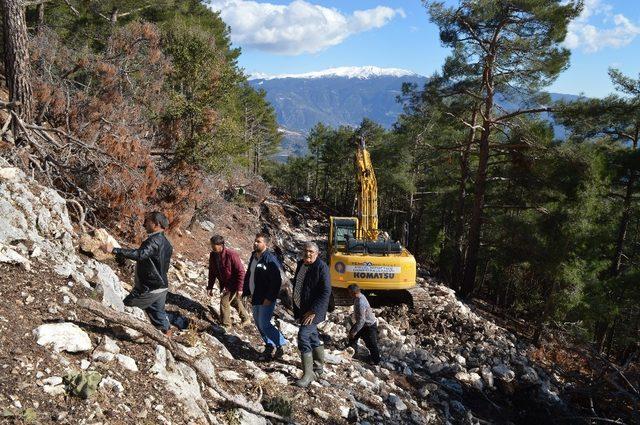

{"left": 76, "top": 298, "right": 293, "bottom": 424}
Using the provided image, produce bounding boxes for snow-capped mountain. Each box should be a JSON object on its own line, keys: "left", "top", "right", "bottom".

{"left": 249, "top": 66, "right": 580, "bottom": 159}
{"left": 250, "top": 66, "right": 419, "bottom": 81}
{"left": 250, "top": 67, "right": 427, "bottom": 157}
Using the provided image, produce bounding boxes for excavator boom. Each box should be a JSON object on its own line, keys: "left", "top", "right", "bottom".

{"left": 354, "top": 138, "right": 378, "bottom": 240}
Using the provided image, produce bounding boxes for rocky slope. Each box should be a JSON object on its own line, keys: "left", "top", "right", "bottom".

{"left": 0, "top": 157, "right": 590, "bottom": 425}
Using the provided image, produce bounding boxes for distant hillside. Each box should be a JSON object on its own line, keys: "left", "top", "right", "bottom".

{"left": 250, "top": 67, "right": 583, "bottom": 158}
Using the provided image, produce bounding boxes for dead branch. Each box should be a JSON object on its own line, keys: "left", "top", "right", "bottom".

{"left": 0, "top": 99, "right": 22, "bottom": 109}
{"left": 0, "top": 114, "right": 12, "bottom": 137}
{"left": 76, "top": 298, "right": 294, "bottom": 424}
{"left": 62, "top": 0, "right": 80, "bottom": 16}
{"left": 65, "top": 198, "right": 92, "bottom": 232}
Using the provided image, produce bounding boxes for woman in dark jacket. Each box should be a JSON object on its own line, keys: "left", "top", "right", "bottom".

{"left": 291, "top": 241, "right": 331, "bottom": 387}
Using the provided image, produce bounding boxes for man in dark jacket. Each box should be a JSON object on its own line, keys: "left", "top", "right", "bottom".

{"left": 243, "top": 233, "right": 287, "bottom": 360}
{"left": 208, "top": 235, "right": 251, "bottom": 331}
{"left": 101, "top": 211, "right": 174, "bottom": 336}
{"left": 291, "top": 241, "right": 331, "bottom": 387}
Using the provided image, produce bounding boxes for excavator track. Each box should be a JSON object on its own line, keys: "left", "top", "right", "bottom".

{"left": 406, "top": 285, "right": 431, "bottom": 309}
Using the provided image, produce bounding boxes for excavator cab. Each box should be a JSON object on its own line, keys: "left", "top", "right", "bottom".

{"left": 329, "top": 217, "right": 358, "bottom": 253}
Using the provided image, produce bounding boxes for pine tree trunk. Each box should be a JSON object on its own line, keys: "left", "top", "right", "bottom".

{"left": 609, "top": 143, "right": 637, "bottom": 277}
{"left": 461, "top": 50, "right": 496, "bottom": 298}
{"left": 2, "top": 0, "right": 34, "bottom": 123}
{"left": 451, "top": 107, "right": 478, "bottom": 291}
{"left": 461, "top": 124, "right": 491, "bottom": 297}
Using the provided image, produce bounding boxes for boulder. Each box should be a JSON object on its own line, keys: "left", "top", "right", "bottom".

{"left": 0, "top": 245, "right": 30, "bottom": 270}
{"left": 116, "top": 354, "right": 138, "bottom": 372}
{"left": 219, "top": 370, "right": 242, "bottom": 382}
{"left": 84, "top": 260, "right": 126, "bottom": 312}
{"left": 455, "top": 371, "right": 483, "bottom": 391}
{"left": 492, "top": 364, "right": 515, "bottom": 382}
{"left": 99, "top": 376, "right": 124, "bottom": 395}
{"left": 388, "top": 393, "right": 407, "bottom": 411}
{"left": 150, "top": 345, "right": 208, "bottom": 421}
{"left": 102, "top": 336, "right": 121, "bottom": 354}
{"left": 92, "top": 351, "right": 115, "bottom": 363}
{"left": 79, "top": 229, "right": 120, "bottom": 261}
{"left": 199, "top": 221, "right": 216, "bottom": 232}
{"left": 34, "top": 323, "right": 92, "bottom": 353}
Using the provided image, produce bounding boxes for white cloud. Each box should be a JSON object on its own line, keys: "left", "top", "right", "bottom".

{"left": 564, "top": 0, "right": 640, "bottom": 53}
{"left": 208, "top": 0, "right": 405, "bottom": 55}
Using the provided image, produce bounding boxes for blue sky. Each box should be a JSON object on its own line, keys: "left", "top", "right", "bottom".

{"left": 208, "top": 0, "right": 640, "bottom": 98}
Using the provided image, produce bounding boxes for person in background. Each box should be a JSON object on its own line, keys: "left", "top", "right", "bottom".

{"left": 101, "top": 211, "right": 174, "bottom": 337}
{"left": 207, "top": 235, "right": 251, "bottom": 332}
{"left": 243, "top": 233, "right": 287, "bottom": 360}
{"left": 347, "top": 284, "right": 380, "bottom": 365}
{"left": 291, "top": 241, "right": 331, "bottom": 387}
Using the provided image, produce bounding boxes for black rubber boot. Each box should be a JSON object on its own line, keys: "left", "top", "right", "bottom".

{"left": 312, "top": 345, "right": 325, "bottom": 376}
{"left": 295, "top": 352, "right": 316, "bottom": 387}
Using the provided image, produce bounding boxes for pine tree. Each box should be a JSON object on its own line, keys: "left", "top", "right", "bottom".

{"left": 425, "top": 0, "right": 582, "bottom": 296}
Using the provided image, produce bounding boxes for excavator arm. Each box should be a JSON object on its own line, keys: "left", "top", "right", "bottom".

{"left": 354, "top": 138, "right": 379, "bottom": 240}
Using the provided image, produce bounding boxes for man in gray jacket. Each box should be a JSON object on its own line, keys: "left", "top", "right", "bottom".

{"left": 101, "top": 211, "right": 174, "bottom": 336}
{"left": 347, "top": 284, "right": 380, "bottom": 365}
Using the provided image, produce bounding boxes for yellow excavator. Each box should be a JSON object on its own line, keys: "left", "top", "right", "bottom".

{"left": 328, "top": 137, "right": 418, "bottom": 307}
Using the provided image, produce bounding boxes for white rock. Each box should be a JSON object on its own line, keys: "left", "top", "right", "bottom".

{"left": 277, "top": 319, "right": 299, "bottom": 337}
{"left": 102, "top": 336, "right": 121, "bottom": 354}
{"left": 80, "top": 360, "right": 91, "bottom": 370}
{"left": 312, "top": 408, "right": 330, "bottom": 419}
{"left": 455, "top": 371, "right": 483, "bottom": 391}
{"left": 34, "top": 323, "right": 92, "bottom": 353}
{"left": 219, "top": 370, "right": 242, "bottom": 381}
{"left": 116, "top": 354, "right": 138, "bottom": 372}
{"left": 481, "top": 368, "right": 494, "bottom": 388}
{"left": 43, "top": 385, "right": 66, "bottom": 396}
{"left": 199, "top": 221, "right": 216, "bottom": 232}
{"left": 324, "top": 350, "right": 347, "bottom": 365}
{"left": 388, "top": 393, "right": 407, "bottom": 411}
{"left": 100, "top": 376, "right": 124, "bottom": 395}
{"left": 30, "top": 245, "right": 42, "bottom": 258}
{"left": 85, "top": 260, "right": 126, "bottom": 312}
{"left": 92, "top": 350, "right": 115, "bottom": 363}
{"left": 201, "top": 333, "right": 233, "bottom": 360}
{"left": 151, "top": 345, "right": 208, "bottom": 421}
{"left": 0, "top": 246, "right": 31, "bottom": 270}
{"left": 233, "top": 408, "right": 267, "bottom": 425}
{"left": 269, "top": 372, "right": 288, "bottom": 385}
{"left": 340, "top": 406, "right": 350, "bottom": 418}
{"left": 53, "top": 263, "right": 75, "bottom": 277}
{"left": 0, "top": 167, "right": 20, "bottom": 180}
{"left": 42, "top": 376, "right": 63, "bottom": 386}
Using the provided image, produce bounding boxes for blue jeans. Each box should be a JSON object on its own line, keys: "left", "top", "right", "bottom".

{"left": 124, "top": 289, "right": 170, "bottom": 332}
{"left": 297, "top": 323, "right": 321, "bottom": 354}
{"left": 252, "top": 303, "right": 287, "bottom": 348}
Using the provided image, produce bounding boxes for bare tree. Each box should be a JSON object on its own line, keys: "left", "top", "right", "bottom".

{"left": 2, "top": 0, "right": 33, "bottom": 122}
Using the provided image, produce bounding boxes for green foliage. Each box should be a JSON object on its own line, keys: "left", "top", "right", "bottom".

{"left": 262, "top": 396, "right": 293, "bottom": 417}
{"left": 28, "top": 0, "right": 279, "bottom": 174}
